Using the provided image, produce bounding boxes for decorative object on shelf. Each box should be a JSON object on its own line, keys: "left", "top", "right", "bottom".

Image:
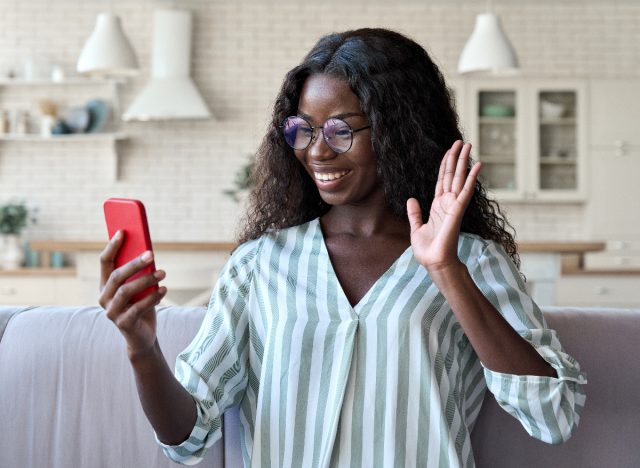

{"left": 457, "top": 5, "right": 519, "bottom": 75}
{"left": 77, "top": 12, "right": 139, "bottom": 77}
{"left": 0, "top": 201, "right": 38, "bottom": 270}
{"left": 123, "top": 9, "right": 211, "bottom": 121}
{"left": 540, "top": 100, "right": 565, "bottom": 119}
{"left": 51, "top": 119, "right": 71, "bottom": 135}
{"left": 480, "top": 104, "right": 514, "bottom": 117}
{"left": 85, "top": 99, "right": 109, "bottom": 133}
{"left": 64, "top": 107, "right": 91, "bottom": 133}
{"left": 37, "top": 100, "right": 58, "bottom": 137}
{"left": 0, "top": 109, "right": 9, "bottom": 134}
{"left": 224, "top": 156, "right": 255, "bottom": 202}
{"left": 51, "top": 65, "right": 65, "bottom": 83}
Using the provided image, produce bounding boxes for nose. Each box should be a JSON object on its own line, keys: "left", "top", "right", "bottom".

{"left": 306, "top": 128, "right": 336, "bottom": 161}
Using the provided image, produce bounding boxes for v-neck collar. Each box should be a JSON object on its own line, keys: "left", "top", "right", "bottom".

{"left": 312, "top": 218, "right": 414, "bottom": 314}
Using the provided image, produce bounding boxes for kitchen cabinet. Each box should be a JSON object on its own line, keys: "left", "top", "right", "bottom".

{"left": 0, "top": 78, "right": 128, "bottom": 181}
{"left": 461, "top": 78, "right": 587, "bottom": 203}
{"left": 0, "top": 269, "right": 80, "bottom": 305}
{"left": 585, "top": 79, "right": 640, "bottom": 271}
{"left": 556, "top": 274, "right": 640, "bottom": 308}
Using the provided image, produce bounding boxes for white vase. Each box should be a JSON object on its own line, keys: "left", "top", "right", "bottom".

{"left": 1, "top": 234, "right": 24, "bottom": 270}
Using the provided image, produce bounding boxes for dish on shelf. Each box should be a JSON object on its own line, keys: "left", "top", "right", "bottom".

{"left": 85, "top": 99, "right": 109, "bottom": 133}
{"left": 540, "top": 100, "right": 565, "bottom": 118}
{"left": 64, "top": 107, "right": 90, "bottom": 133}
{"left": 480, "top": 104, "right": 515, "bottom": 117}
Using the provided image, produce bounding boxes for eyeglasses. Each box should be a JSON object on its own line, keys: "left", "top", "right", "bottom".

{"left": 280, "top": 116, "right": 371, "bottom": 154}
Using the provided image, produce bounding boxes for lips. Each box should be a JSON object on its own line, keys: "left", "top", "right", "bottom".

{"left": 313, "top": 170, "right": 350, "bottom": 182}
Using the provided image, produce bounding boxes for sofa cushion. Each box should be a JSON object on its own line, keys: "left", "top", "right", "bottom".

{"left": 472, "top": 306, "right": 640, "bottom": 468}
{"left": 0, "top": 305, "right": 222, "bottom": 468}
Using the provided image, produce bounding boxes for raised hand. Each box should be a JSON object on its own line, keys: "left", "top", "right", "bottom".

{"left": 406, "top": 140, "right": 481, "bottom": 272}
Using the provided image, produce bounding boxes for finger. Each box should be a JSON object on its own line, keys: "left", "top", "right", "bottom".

{"left": 100, "top": 251, "right": 156, "bottom": 310}
{"left": 434, "top": 150, "right": 448, "bottom": 197}
{"left": 457, "top": 161, "right": 482, "bottom": 207}
{"left": 99, "top": 230, "right": 124, "bottom": 291}
{"left": 451, "top": 143, "right": 472, "bottom": 194}
{"left": 105, "top": 269, "right": 164, "bottom": 320}
{"left": 443, "top": 140, "right": 462, "bottom": 193}
{"left": 406, "top": 198, "right": 424, "bottom": 235}
{"left": 115, "top": 286, "right": 168, "bottom": 331}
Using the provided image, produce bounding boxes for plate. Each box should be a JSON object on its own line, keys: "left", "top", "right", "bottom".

{"left": 64, "top": 107, "right": 90, "bottom": 133}
{"left": 85, "top": 99, "right": 109, "bottom": 133}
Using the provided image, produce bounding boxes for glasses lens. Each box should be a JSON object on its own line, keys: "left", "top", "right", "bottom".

{"left": 323, "top": 118, "right": 352, "bottom": 153}
{"left": 282, "top": 116, "right": 312, "bottom": 150}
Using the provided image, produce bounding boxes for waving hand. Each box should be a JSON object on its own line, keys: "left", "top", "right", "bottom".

{"left": 406, "top": 140, "right": 482, "bottom": 272}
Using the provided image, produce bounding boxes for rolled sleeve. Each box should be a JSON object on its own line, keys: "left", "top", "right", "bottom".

{"left": 470, "top": 239, "right": 587, "bottom": 444}
{"left": 158, "top": 240, "right": 261, "bottom": 464}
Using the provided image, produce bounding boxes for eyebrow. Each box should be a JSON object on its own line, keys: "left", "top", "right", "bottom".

{"left": 298, "top": 111, "right": 364, "bottom": 122}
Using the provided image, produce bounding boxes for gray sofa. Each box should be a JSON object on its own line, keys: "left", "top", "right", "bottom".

{"left": 1, "top": 304, "right": 638, "bottom": 467}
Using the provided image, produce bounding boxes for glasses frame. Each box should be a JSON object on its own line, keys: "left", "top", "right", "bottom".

{"left": 279, "top": 116, "right": 371, "bottom": 154}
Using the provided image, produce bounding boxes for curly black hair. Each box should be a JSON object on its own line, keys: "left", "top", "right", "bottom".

{"left": 237, "top": 28, "right": 519, "bottom": 268}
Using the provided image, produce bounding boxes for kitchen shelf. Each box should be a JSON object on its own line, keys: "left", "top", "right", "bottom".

{"left": 539, "top": 157, "right": 578, "bottom": 165}
{"left": 0, "top": 132, "right": 126, "bottom": 141}
{"left": 0, "top": 78, "right": 125, "bottom": 86}
{"left": 0, "top": 76, "right": 128, "bottom": 181}
{"left": 0, "top": 132, "right": 128, "bottom": 181}
{"left": 479, "top": 117, "right": 516, "bottom": 124}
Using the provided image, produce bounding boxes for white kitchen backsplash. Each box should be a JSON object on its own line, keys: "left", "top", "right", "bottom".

{"left": 1, "top": 0, "right": 638, "bottom": 242}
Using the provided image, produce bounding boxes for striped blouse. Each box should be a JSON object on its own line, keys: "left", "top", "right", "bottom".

{"left": 158, "top": 217, "right": 587, "bottom": 467}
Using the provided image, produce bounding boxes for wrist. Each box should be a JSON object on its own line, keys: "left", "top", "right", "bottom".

{"left": 128, "top": 339, "right": 161, "bottom": 367}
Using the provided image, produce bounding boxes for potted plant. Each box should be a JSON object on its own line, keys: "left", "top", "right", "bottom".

{"left": 224, "top": 156, "right": 255, "bottom": 203}
{"left": 0, "top": 201, "right": 38, "bottom": 269}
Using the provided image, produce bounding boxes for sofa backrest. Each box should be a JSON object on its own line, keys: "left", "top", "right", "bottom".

{"left": 472, "top": 306, "right": 640, "bottom": 468}
{"left": 1, "top": 305, "right": 638, "bottom": 468}
{"left": 0, "top": 305, "right": 221, "bottom": 468}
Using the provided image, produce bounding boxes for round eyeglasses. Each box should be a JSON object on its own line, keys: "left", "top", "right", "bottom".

{"left": 280, "top": 116, "right": 371, "bottom": 154}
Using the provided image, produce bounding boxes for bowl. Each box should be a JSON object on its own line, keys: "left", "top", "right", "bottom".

{"left": 540, "top": 100, "right": 565, "bottom": 119}
{"left": 480, "top": 104, "right": 515, "bottom": 118}
{"left": 85, "top": 99, "right": 109, "bottom": 133}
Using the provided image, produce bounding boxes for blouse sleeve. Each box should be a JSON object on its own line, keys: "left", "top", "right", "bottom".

{"left": 156, "top": 239, "right": 261, "bottom": 464}
{"left": 469, "top": 240, "right": 587, "bottom": 444}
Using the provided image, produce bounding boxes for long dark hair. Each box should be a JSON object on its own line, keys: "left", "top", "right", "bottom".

{"left": 237, "top": 28, "right": 519, "bottom": 268}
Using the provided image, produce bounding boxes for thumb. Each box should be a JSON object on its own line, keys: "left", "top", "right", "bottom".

{"left": 406, "top": 198, "right": 423, "bottom": 235}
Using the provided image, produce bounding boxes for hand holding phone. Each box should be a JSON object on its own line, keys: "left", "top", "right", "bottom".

{"left": 103, "top": 198, "right": 159, "bottom": 303}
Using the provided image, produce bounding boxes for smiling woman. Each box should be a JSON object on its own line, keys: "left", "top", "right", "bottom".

{"left": 98, "top": 27, "right": 586, "bottom": 468}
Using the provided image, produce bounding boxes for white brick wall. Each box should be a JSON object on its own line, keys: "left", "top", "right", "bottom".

{"left": 0, "top": 0, "right": 638, "bottom": 243}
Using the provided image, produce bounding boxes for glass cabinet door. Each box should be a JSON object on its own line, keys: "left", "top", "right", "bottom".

{"left": 537, "top": 91, "right": 578, "bottom": 191}
{"left": 476, "top": 90, "right": 518, "bottom": 192}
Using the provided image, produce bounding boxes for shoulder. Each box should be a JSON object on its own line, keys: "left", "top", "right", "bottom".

{"left": 457, "top": 232, "right": 513, "bottom": 269}
{"left": 230, "top": 218, "right": 319, "bottom": 265}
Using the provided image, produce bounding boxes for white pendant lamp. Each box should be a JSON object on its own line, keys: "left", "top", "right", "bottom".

{"left": 457, "top": 12, "right": 519, "bottom": 75}
{"left": 77, "top": 13, "right": 139, "bottom": 77}
{"left": 123, "top": 9, "right": 211, "bottom": 121}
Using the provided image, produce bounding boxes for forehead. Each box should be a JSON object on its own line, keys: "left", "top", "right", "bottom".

{"left": 298, "top": 74, "right": 362, "bottom": 118}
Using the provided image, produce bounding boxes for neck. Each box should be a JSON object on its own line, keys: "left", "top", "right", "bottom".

{"left": 321, "top": 199, "right": 409, "bottom": 239}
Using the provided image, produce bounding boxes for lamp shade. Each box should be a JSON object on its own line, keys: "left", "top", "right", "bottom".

{"left": 123, "top": 9, "right": 211, "bottom": 121}
{"left": 457, "top": 12, "right": 519, "bottom": 74}
{"left": 77, "top": 13, "right": 139, "bottom": 76}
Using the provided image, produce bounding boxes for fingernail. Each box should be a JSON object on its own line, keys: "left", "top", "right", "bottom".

{"left": 141, "top": 251, "right": 153, "bottom": 262}
{"left": 113, "top": 230, "right": 121, "bottom": 240}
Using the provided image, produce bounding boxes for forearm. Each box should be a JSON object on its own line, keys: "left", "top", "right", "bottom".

{"left": 429, "top": 261, "right": 556, "bottom": 377}
{"left": 129, "top": 340, "right": 198, "bottom": 445}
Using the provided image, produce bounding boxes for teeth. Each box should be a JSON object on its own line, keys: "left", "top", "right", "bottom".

{"left": 314, "top": 170, "right": 349, "bottom": 181}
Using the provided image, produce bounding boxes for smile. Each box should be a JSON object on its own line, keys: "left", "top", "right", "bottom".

{"left": 313, "top": 170, "right": 351, "bottom": 182}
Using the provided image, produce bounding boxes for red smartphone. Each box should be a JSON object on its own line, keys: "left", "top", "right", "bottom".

{"left": 103, "top": 198, "right": 158, "bottom": 303}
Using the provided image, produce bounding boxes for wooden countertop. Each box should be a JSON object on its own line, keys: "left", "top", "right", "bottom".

{"left": 29, "top": 240, "right": 605, "bottom": 254}
{"left": 30, "top": 240, "right": 237, "bottom": 252}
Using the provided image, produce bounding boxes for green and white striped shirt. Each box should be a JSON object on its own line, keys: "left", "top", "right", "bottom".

{"left": 159, "top": 218, "right": 586, "bottom": 467}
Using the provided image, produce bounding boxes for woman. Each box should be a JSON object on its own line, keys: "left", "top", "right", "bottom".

{"left": 99, "top": 28, "right": 586, "bottom": 467}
